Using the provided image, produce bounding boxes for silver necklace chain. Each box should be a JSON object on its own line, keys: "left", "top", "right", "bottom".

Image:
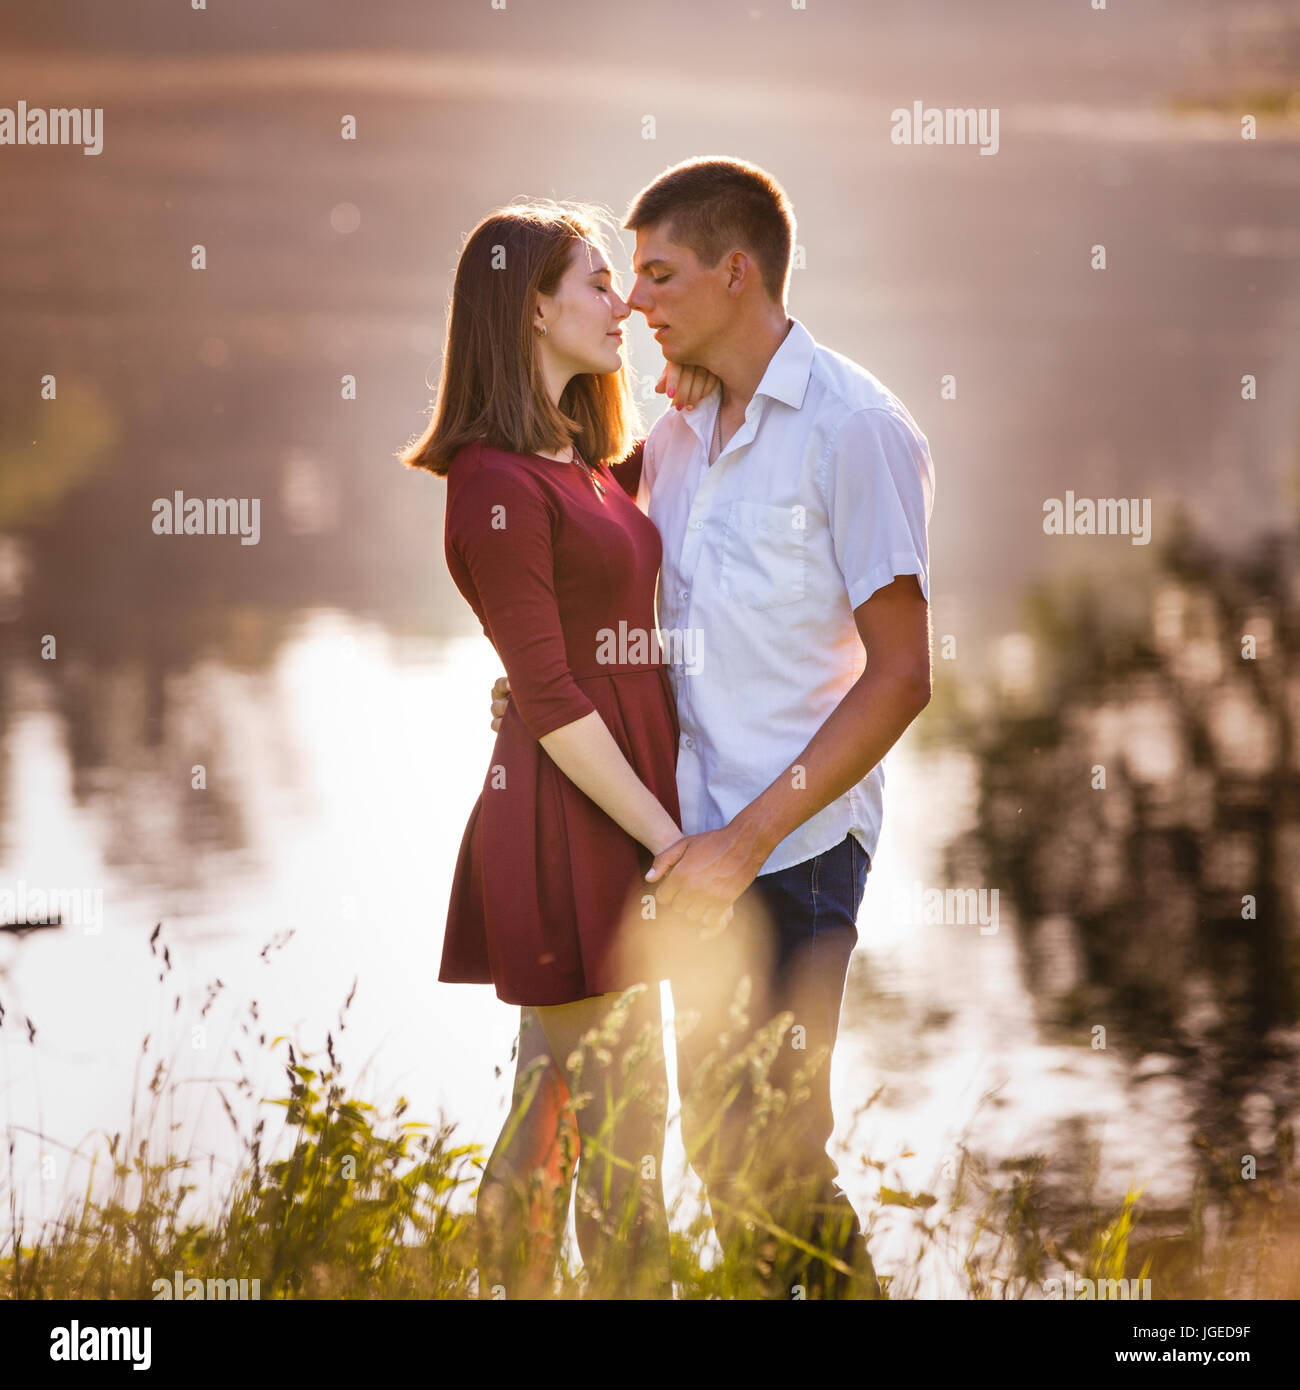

{"left": 568, "top": 446, "right": 605, "bottom": 496}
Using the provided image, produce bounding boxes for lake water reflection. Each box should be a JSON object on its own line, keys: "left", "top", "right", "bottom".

{"left": 4, "top": 615, "right": 1275, "bottom": 1295}
{"left": 3, "top": 5, "right": 1299, "bottom": 1292}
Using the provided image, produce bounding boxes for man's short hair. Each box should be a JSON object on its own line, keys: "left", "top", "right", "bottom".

{"left": 624, "top": 156, "right": 795, "bottom": 305}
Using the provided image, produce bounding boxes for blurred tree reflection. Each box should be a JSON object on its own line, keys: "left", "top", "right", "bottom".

{"left": 945, "top": 505, "right": 1300, "bottom": 1184}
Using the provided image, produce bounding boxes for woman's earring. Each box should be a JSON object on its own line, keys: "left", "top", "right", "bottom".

{"left": 535, "top": 324, "right": 547, "bottom": 337}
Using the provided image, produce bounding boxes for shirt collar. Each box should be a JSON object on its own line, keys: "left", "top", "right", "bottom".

{"left": 752, "top": 315, "right": 816, "bottom": 410}
{"left": 679, "top": 315, "right": 816, "bottom": 447}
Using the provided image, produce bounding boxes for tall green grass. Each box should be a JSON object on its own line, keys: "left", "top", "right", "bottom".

{"left": 1, "top": 927, "right": 1295, "bottom": 1299}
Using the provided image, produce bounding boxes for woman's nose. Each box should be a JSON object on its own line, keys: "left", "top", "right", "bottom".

{"left": 613, "top": 296, "right": 632, "bottom": 321}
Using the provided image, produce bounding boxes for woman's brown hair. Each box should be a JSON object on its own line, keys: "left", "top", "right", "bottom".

{"left": 398, "top": 200, "right": 641, "bottom": 477}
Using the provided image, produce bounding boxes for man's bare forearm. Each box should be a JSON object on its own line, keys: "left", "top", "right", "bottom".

{"left": 727, "top": 667, "right": 930, "bottom": 871}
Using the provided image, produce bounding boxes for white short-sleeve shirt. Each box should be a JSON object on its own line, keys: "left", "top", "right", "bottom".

{"left": 638, "top": 316, "right": 935, "bottom": 875}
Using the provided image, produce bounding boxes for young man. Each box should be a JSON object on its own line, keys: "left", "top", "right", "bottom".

{"left": 495, "top": 157, "right": 934, "bottom": 1298}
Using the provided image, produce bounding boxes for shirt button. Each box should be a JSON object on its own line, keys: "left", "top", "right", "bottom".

{"left": 690, "top": 520, "right": 702, "bottom": 530}
{"left": 682, "top": 735, "right": 694, "bottom": 749}
{"left": 680, "top": 589, "right": 689, "bottom": 601}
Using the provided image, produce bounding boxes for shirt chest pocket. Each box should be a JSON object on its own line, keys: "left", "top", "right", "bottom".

{"left": 719, "top": 500, "right": 806, "bottom": 610}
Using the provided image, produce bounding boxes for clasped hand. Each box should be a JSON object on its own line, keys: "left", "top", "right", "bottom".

{"left": 490, "top": 678, "right": 752, "bottom": 935}
{"left": 643, "top": 828, "right": 762, "bottom": 936}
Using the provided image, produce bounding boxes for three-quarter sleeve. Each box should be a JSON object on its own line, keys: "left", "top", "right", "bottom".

{"left": 447, "top": 462, "right": 598, "bottom": 741}
{"left": 818, "top": 405, "right": 935, "bottom": 610}
{"left": 607, "top": 438, "right": 646, "bottom": 501}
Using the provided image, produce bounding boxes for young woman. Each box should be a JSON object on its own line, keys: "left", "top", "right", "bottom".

{"left": 399, "top": 201, "right": 718, "bottom": 1299}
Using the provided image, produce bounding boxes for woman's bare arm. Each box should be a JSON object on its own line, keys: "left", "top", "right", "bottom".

{"left": 537, "top": 711, "right": 682, "bottom": 857}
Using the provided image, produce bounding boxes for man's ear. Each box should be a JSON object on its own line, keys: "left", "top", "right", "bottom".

{"left": 723, "top": 249, "right": 752, "bottom": 294}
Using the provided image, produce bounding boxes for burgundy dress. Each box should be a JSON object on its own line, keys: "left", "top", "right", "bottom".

{"left": 439, "top": 437, "right": 681, "bottom": 1006}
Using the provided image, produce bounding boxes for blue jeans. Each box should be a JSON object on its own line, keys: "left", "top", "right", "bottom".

{"left": 670, "top": 833, "right": 879, "bottom": 1298}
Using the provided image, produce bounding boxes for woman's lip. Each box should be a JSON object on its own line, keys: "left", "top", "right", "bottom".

{"left": 607, "top": 331, "right": 623, "bottom": 338}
